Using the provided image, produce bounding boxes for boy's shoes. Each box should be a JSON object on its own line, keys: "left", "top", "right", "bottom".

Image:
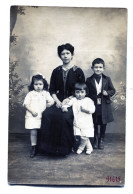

{"left": 86, "top": 148, "right": 93, "bottom": 155}
{"left": 76, "top": 149, "right": 83, "bottom": 154}
{"left": 98, "top": 138, "right": 104, "bottom": 149}
{"left": 30, "top": 145, "right": 36, "bottom": 158}
{"left": 93, "top": 139, "right": 98, "bottom": 149}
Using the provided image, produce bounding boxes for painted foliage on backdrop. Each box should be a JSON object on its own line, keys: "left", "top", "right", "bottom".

{"left": 9, "top": 6, "right": 127, "bottom": 132}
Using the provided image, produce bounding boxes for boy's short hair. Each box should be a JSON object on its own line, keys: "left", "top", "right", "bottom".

{"left": 92, "top": 58, "right": 105, "bottom": 68}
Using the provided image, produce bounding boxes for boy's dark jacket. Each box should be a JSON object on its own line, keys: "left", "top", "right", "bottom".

{"left": 86, "top": 74, "right": 116, "bottom": 124}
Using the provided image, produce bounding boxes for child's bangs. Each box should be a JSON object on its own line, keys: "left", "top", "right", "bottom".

{"left": 75, "top": 83, "right": 87, "bottom": 91}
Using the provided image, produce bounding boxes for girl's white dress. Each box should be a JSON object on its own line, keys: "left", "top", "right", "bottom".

{"left": 63, "top": 97, "right": 95, "bottom": 137}
{"left": 23, "top": 90, "right": 54, "bottom": 129}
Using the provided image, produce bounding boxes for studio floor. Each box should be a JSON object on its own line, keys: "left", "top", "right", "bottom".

{"left": 8, "top": 133, "right": 125, "bottom": 187}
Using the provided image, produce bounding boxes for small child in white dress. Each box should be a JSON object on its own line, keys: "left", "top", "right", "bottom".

{"left": 23, "top": 74, "right": 54, "bottom": 158}
{"left": 62, "top": 83, "right": 95, "bottom": 155}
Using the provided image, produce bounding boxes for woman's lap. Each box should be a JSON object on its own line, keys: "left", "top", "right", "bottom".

{"left": 38, "top": 105, "right": 74, "bottom": 155}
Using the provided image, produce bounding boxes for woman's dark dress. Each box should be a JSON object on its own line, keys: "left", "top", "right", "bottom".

{"left": 39, "top": 65, "right": 85, "bottom": 155}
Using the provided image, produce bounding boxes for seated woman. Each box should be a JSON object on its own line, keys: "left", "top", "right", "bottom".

{"left": 39, "top": 43, "right": 85, "bottom": 156}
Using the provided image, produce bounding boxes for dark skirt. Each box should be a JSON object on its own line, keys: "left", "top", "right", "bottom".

{"left": 38, "top": 104, "right": 74, "bottom": 156}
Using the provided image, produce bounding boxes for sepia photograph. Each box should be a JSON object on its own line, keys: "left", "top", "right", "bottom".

{"left": 8, "top": 6, "right": 126, "bottom": 186}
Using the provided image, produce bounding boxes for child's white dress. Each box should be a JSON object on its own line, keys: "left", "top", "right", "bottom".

{"left": 63, "top": 97, "right": 95, "bottom": 137}
{"left": 23, "top": 90, "right": 54, "bottom": 129}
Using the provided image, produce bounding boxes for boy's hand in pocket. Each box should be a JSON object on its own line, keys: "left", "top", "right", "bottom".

{"left": 103, "top": 90, "right": 108, "bottom": 96}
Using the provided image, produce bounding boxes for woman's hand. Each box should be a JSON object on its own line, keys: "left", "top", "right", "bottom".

{"left": 62, "top": 96, "right": 73, "bottom": 106}
{"left": 52, "top": 94, "right": 62, "bottom": 108}
{"left": 56, "top": 100, "right": 62, "bottom": 108}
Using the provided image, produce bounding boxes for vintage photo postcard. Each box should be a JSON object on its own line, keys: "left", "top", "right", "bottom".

{"left": 8, "top": 6, "right": 127, "bottom": 186}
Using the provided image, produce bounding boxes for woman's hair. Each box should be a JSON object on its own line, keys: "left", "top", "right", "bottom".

{"left": 29, "top": 74, "right": 48, "bottom": 91}
{"left": 74, "top": 82, "right": 88, "bottom": 95}
{"left": 92, "top": 58, "right": 105, "bottom": 68}
{"left": 57, "top": 43, "right": 74, "bottom": 57}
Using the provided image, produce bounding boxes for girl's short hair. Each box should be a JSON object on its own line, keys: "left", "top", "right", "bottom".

{"left": 29, "top": 74, "right": 48, "bottom": 91}
{"left": 57, "top": 43, "right": 74, "bottom": 57}
{"left": 74, "top": 83, "right": 88, "bottom": 96}
{"left": 92, "top": 58, "right": 105, "bottom": 68}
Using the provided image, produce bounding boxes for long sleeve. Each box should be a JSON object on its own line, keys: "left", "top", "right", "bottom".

{"left": 81, "top": 98, "right": 95, "bottom": 114}
{"left": 49, "top": 69, "right": 57, "bottom": 96}
{"left": 106, "top": 77, "right": 116, "bottom": 97}
{"left": 87, "top": 99, "right": 95, "bottom": 114}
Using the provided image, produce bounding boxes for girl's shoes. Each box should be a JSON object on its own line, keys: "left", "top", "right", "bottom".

{"left": 30, "top": 145, "right": 36, "bottom": 158}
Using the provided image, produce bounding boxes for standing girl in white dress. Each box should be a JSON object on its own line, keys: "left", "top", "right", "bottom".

{"left": 23, "top": 74, "right": 54, "bottom": 158}
{"left": 62, "top": 83, "right": 95, "bottom": 155}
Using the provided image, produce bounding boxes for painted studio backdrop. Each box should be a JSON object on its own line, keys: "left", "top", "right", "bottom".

{"left": 9, "top": 6, "right": 127, "bottom": 134}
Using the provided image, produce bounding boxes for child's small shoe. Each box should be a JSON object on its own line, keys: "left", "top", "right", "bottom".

{"left": 86, "top": 148, "right": 93, "bottom": 155}
{"left": 76, "top": 149, "right": 82, "bottom": 154}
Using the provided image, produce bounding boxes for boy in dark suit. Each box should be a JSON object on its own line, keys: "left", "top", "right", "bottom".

{"left": 86, "top": 58, "right": 116, "bottom": 149}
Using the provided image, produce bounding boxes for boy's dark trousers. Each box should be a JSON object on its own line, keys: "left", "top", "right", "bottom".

{"left": 93, "top": 123, "right": 106, "bottom": 149}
